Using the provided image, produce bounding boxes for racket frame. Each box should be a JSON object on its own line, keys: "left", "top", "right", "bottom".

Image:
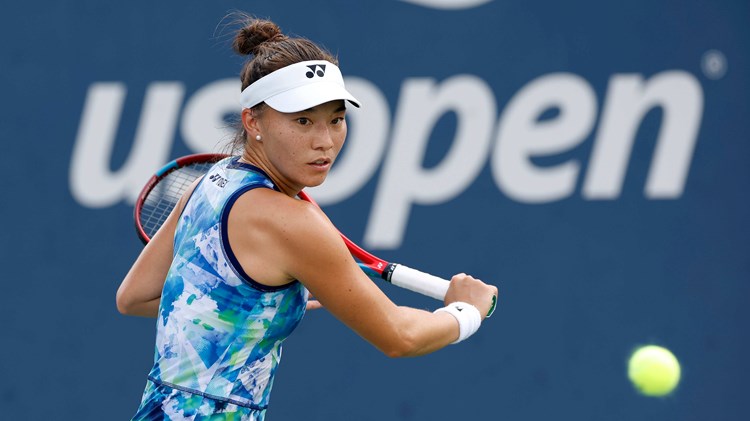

{"left": 134, "top": 153, "right": 229, "bottom": 244}
{"left": 134, "top": 154, "right": 496, "bottom": 316}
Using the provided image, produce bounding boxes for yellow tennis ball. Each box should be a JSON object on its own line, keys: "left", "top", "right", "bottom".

{"left": 628, "top": 345, "right": 681, "bottom": 396}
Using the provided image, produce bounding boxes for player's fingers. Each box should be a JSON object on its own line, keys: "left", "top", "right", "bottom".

{"left": 306, "top": 300, "right": 323, "bottom": 311}
{"left": 446, "top": 273, "right": 498, "bottom": 317}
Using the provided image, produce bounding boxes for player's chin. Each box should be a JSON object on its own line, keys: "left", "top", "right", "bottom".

{"left": 304, "top": 175, "right": 327, "bottom": 188}
{"left": 295, "top": 176, "right": 324, "bottom": 190}
{"left": 303, "top": 167, "right": 332, "bottom": 187}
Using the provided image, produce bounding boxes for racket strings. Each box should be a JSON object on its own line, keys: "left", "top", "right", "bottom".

{"left": 139, "top": 162, "right": 215, "bottom": 239}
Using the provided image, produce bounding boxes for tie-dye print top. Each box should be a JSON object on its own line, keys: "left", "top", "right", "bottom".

{"left": 147, "top": 156, "right": 308, "bottom": 411}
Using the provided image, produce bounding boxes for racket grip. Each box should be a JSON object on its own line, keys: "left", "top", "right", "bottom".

{"left": 385, "top": 264, "right": 450, "bottom": 301}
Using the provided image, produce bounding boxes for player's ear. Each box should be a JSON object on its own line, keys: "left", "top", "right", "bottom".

{"left": 241, "top": 108, "right": 261, "bottom": 136}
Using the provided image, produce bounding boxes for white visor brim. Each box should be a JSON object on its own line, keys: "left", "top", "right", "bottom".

{"left": 240, "top": 60, "right": 360, "bottom": 113}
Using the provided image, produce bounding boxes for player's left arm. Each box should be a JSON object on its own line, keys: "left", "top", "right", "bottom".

{"left": 265, "top": 198, "right": 465, "bottom": 357}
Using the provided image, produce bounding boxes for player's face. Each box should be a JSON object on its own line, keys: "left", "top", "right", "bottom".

{"left": 258, "top": 100, "right": 348, "bottom": 195}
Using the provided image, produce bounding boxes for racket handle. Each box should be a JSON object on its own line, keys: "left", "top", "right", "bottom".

{"left": 384, "top": 264, "right": 450, "bottom": 301}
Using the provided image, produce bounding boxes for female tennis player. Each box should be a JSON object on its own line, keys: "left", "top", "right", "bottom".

{"left": 117, "top": 15, "right": 498, "bottom": 420}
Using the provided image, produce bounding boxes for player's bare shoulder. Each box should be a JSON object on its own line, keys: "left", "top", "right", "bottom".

{"left": 230, "top": 188, "right": 337, "bottom": 249}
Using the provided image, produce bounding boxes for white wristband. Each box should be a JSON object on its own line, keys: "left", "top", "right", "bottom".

{"left": 434, "top": 302, "right": 482, "bottom": 344}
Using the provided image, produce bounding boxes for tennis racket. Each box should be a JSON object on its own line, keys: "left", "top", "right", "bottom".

{"left": 134, "top": 153, "right": 227, "bottom": 244}
{"left": 134, "top": 153, "right": 496, "bottom": 316}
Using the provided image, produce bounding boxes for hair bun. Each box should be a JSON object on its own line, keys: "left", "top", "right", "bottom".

{"left": 233, "top": 19, "right": 287, "bottom": 56}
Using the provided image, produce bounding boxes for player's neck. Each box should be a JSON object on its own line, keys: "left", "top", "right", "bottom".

{"left": 239, "top": 149, "right": 300, "bottom": 197}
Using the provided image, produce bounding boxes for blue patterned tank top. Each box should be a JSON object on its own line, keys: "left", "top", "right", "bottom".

{"left": 146, "top": 156, "right": 307, "bottom": 410}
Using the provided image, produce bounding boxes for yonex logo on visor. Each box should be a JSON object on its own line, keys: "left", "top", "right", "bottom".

{"left": 239, "top": 60, "right": 360, "bottom": 113}
{"left": 306, "top": 64, "right": 326, "bottom": 78}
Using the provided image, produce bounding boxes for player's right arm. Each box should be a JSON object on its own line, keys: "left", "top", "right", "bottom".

{"left": 116, "top": 204, "right": 179, "bottom": 317}
{"left": 116, "top": 179, "right": 198, "bottom": 317}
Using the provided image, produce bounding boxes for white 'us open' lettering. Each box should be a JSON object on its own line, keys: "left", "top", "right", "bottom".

{"left": 69, "top": 70, "right": 704, "bottom": 249}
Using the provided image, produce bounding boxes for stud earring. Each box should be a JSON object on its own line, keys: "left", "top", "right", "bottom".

{"left": 255, "top": 134, "right": 262, "bottom": 141}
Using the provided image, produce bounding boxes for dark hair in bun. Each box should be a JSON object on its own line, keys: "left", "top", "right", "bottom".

{"left": 232, "top": 15, "right": 337, "bottom": 91}
{"left": 232, "top": 19, "right": 288, "bottom": 56}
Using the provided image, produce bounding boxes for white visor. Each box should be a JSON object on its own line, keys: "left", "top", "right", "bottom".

{"left": 239, "top": 60, "right": 360, "bottom": 113}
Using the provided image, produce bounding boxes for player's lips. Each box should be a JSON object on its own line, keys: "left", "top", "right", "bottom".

{"left": 308, "top": 157, "right": 332, "bottom": 169}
